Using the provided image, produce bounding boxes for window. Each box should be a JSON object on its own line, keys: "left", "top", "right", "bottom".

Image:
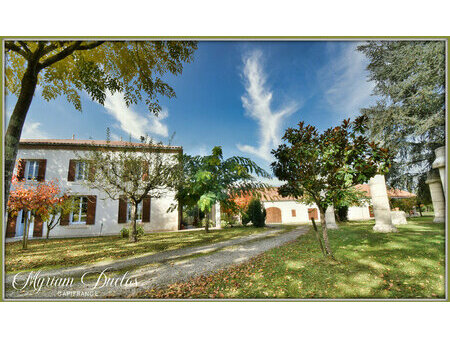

{"left": 291, "top": 209, "right": 296, "bottom": 217}
{"left": 26, "top": 160, "right": 39, "bottom": 181}
{"left": 75, "top": 161, "right": 88, "bottom": 181}
{"left": 127, "top": 201, "right": 143, "bottom": 222}
{"left": 71, "top": 197, "right": 88, "bottom": 224}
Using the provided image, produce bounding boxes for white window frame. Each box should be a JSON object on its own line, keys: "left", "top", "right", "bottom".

{"left": 127, "top": 201, "right": 143, "bottom": 222}
{"left": 25, "top": 160, "right": 39, "bottom": 181}
{"left": 75, "top": 161, "right": 88, "bottom": 181}
{"left": 70, "top": 196, "right": 88, "bottom": 225}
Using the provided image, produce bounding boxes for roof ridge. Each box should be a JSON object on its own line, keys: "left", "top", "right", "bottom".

{"left": 19, "top": 138, "right": 182, "bottom": 149}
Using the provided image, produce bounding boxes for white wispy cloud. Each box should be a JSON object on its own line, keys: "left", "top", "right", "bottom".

{"left": 104, "top": 91, "right": 169, "bottom": 140}
{"left": 319, "top": 43, "right": 376, "bottom": 118}
{"left": 237, "top": 50, "right": 299, "bottom": 162}
{"left": 21, "top": 122, "right": 50, "bottom": 139}
{"left": 193, "top": 145, "right": 208, "bottom": 156}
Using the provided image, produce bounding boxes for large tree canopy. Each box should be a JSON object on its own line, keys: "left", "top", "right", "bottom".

{"left": 4, "top": 40, "right": 198, "bottom": 206}
{"left": 357, "top": 41, "right": 445, "bottom": 191}
{"left": 78, "top": 137, "right": 181, "bottom": 242}
{"left": 175, "top": 146, "right": 270, "bottom": 232}
{"left": 5, "top": 41, "right": 198, "bottom": 113}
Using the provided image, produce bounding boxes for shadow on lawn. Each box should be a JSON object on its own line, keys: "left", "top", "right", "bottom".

{"left": 154, "top": 217, "right": 445, "bottom": 299}
{"left": 266, "top": 217, "right": 445, "bottom": 299}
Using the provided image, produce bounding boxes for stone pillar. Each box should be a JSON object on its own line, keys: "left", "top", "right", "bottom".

{"left": 325, "top": 205, "right": 338, "bottom": 229}
{"left": 369, "top": 174, "right": 398, "bottom": 232}
{"left": 426, "top": 170, "right": 445, "bottom": 223}
{"left": 432, "top": 146, "right": 446, "bottom": 199}
{"left": 390, "top": 211, "right": 408, "bottom": 225}
{"left": 213, "top": 201, "right": 221, "bottom": 228}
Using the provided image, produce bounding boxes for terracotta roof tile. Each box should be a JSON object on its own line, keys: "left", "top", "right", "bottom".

{"left": 354, "top": 184, "right": 416, "bottom": 198}
{"left": 19, "top": 139, "right": 182, "bottom": 150}
{"left": 259, "top": 187, "right": 301, "bottom": 201}
{"left": 259, "top": 184, "right": 415, "bottom": 201}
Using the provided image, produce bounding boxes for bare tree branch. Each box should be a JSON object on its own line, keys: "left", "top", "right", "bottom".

{"left": 5, "top": 41, "right": 29, "bottom": 59}
{"left": 75, "top": 41, "right": 105, "bottom": 51}
{"left": 17, "top": 42, "right": 32, "bottom": 56}
{"left": 39, "top": 42, "right": 60, "bottom": 58}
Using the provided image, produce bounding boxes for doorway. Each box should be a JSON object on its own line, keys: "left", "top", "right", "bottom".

{"left": 15, "top": 210, "right": 35, "bottom": 238}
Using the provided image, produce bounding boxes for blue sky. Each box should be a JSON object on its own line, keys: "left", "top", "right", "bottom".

{"left": 5, "top": 41, "right": 377, "bottom": 184}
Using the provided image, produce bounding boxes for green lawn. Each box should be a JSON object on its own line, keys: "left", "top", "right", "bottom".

{"left": 5, "top": 226, "right": 269, "bottom": 273}
{"left": 138, "top": 217, "right": 445, "bottom": 299}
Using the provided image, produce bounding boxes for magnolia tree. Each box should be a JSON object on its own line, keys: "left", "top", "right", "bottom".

{"left": 271, "top": 117, "right": 391, "bottom": 259}
{"left": 174, "top": 146, "right": 270, "bottom": 233}
{"left": 79, "top": 137, "right": 180, "bottom": 242}
{"left": 8, "top": 172, "right": 69, "bottom": 249}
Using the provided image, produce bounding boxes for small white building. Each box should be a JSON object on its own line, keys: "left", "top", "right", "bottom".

{"left": 6, "top": 139, "right": 183, "bottom": 239}
{"left": 260, "top": 185, "right": 415, "bottom": 225}
{"left": 261, "top": 188, "right": 322, "bottom": 224}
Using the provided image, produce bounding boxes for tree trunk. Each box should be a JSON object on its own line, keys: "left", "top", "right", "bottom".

{"left": 129, "top": 201, "right": 138, "bottom": 243}
{"left": 46, "top": 215, "right": 56, "bottom": 239}
{"left": 319, "top": 208, "right": 335, "bottom": 259}
{"left": 417, "top": 204, "right": 423, "bottom": 217}
{"left": 5, "top": 65, "right": 39, "bottom": 208}
{"left": 22, "top": 213, "right": 30, "bottom": 250}
{"left": 311, "top": 217, "right": 326, "bottom": 257}
{"left": 335, "top": 209, "right": 341, "bottom": 222}
{"left": 205, "top": 212, "right": 209, "bottom": 233}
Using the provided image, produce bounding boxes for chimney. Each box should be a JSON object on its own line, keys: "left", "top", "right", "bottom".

{"left": 120, "top": 136, "right": 123, "bottom": 141}
{"left": 72, "top": 134, "right": 75, "bottom": 140}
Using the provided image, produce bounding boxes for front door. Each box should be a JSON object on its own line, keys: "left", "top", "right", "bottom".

{"left": 16, "top": 210, "right": 34, "bottom": 238}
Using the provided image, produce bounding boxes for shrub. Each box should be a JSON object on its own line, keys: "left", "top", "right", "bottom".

{"left": 120, "top": 225, "right": 145, "bottom": 238}
{"left": 336, "top": 206, "right": 348, "bottom": 222}
{"left": 136, "top": 225, "right": 145, "bottom": 237}
{"left": 120, "top": 227, "right": 129, "bottom": 238}
{"left": 221, "top": 220, "right": 231, "bottom": 228}
{"left": 391, "top": 197, "right": 417, "bottom": 214}
{"left": 202, "top": 218, "right": 214, "bottom": 228}
{"left": 222, "top": 212, "right": 238, "bottom": 226}
{"left": 241, "top": 212, "right": 250, "bottom": 225}
{"left": 246, "top": 199, "right": 266, "bottom": 227}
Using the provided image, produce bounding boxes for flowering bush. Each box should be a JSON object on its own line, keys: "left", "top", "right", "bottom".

{"left": 8, "top": 161, "right": 69, "bottom": 249}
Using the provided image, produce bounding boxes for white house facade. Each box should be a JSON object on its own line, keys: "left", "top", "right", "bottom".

{"left": 6, "top": 139, "right": 182, "bottom": 239}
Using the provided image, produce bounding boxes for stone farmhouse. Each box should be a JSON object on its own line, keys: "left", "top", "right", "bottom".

{"left": 5, "top": 139, "right": 188, "bottom": 239}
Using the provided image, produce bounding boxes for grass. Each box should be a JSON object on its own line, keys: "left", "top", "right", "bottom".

{"left": 5, "top": 225, "right": 270, "bottom": 273}
{"left": 137, "top": 217, "right": 445, "bottom": 299}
